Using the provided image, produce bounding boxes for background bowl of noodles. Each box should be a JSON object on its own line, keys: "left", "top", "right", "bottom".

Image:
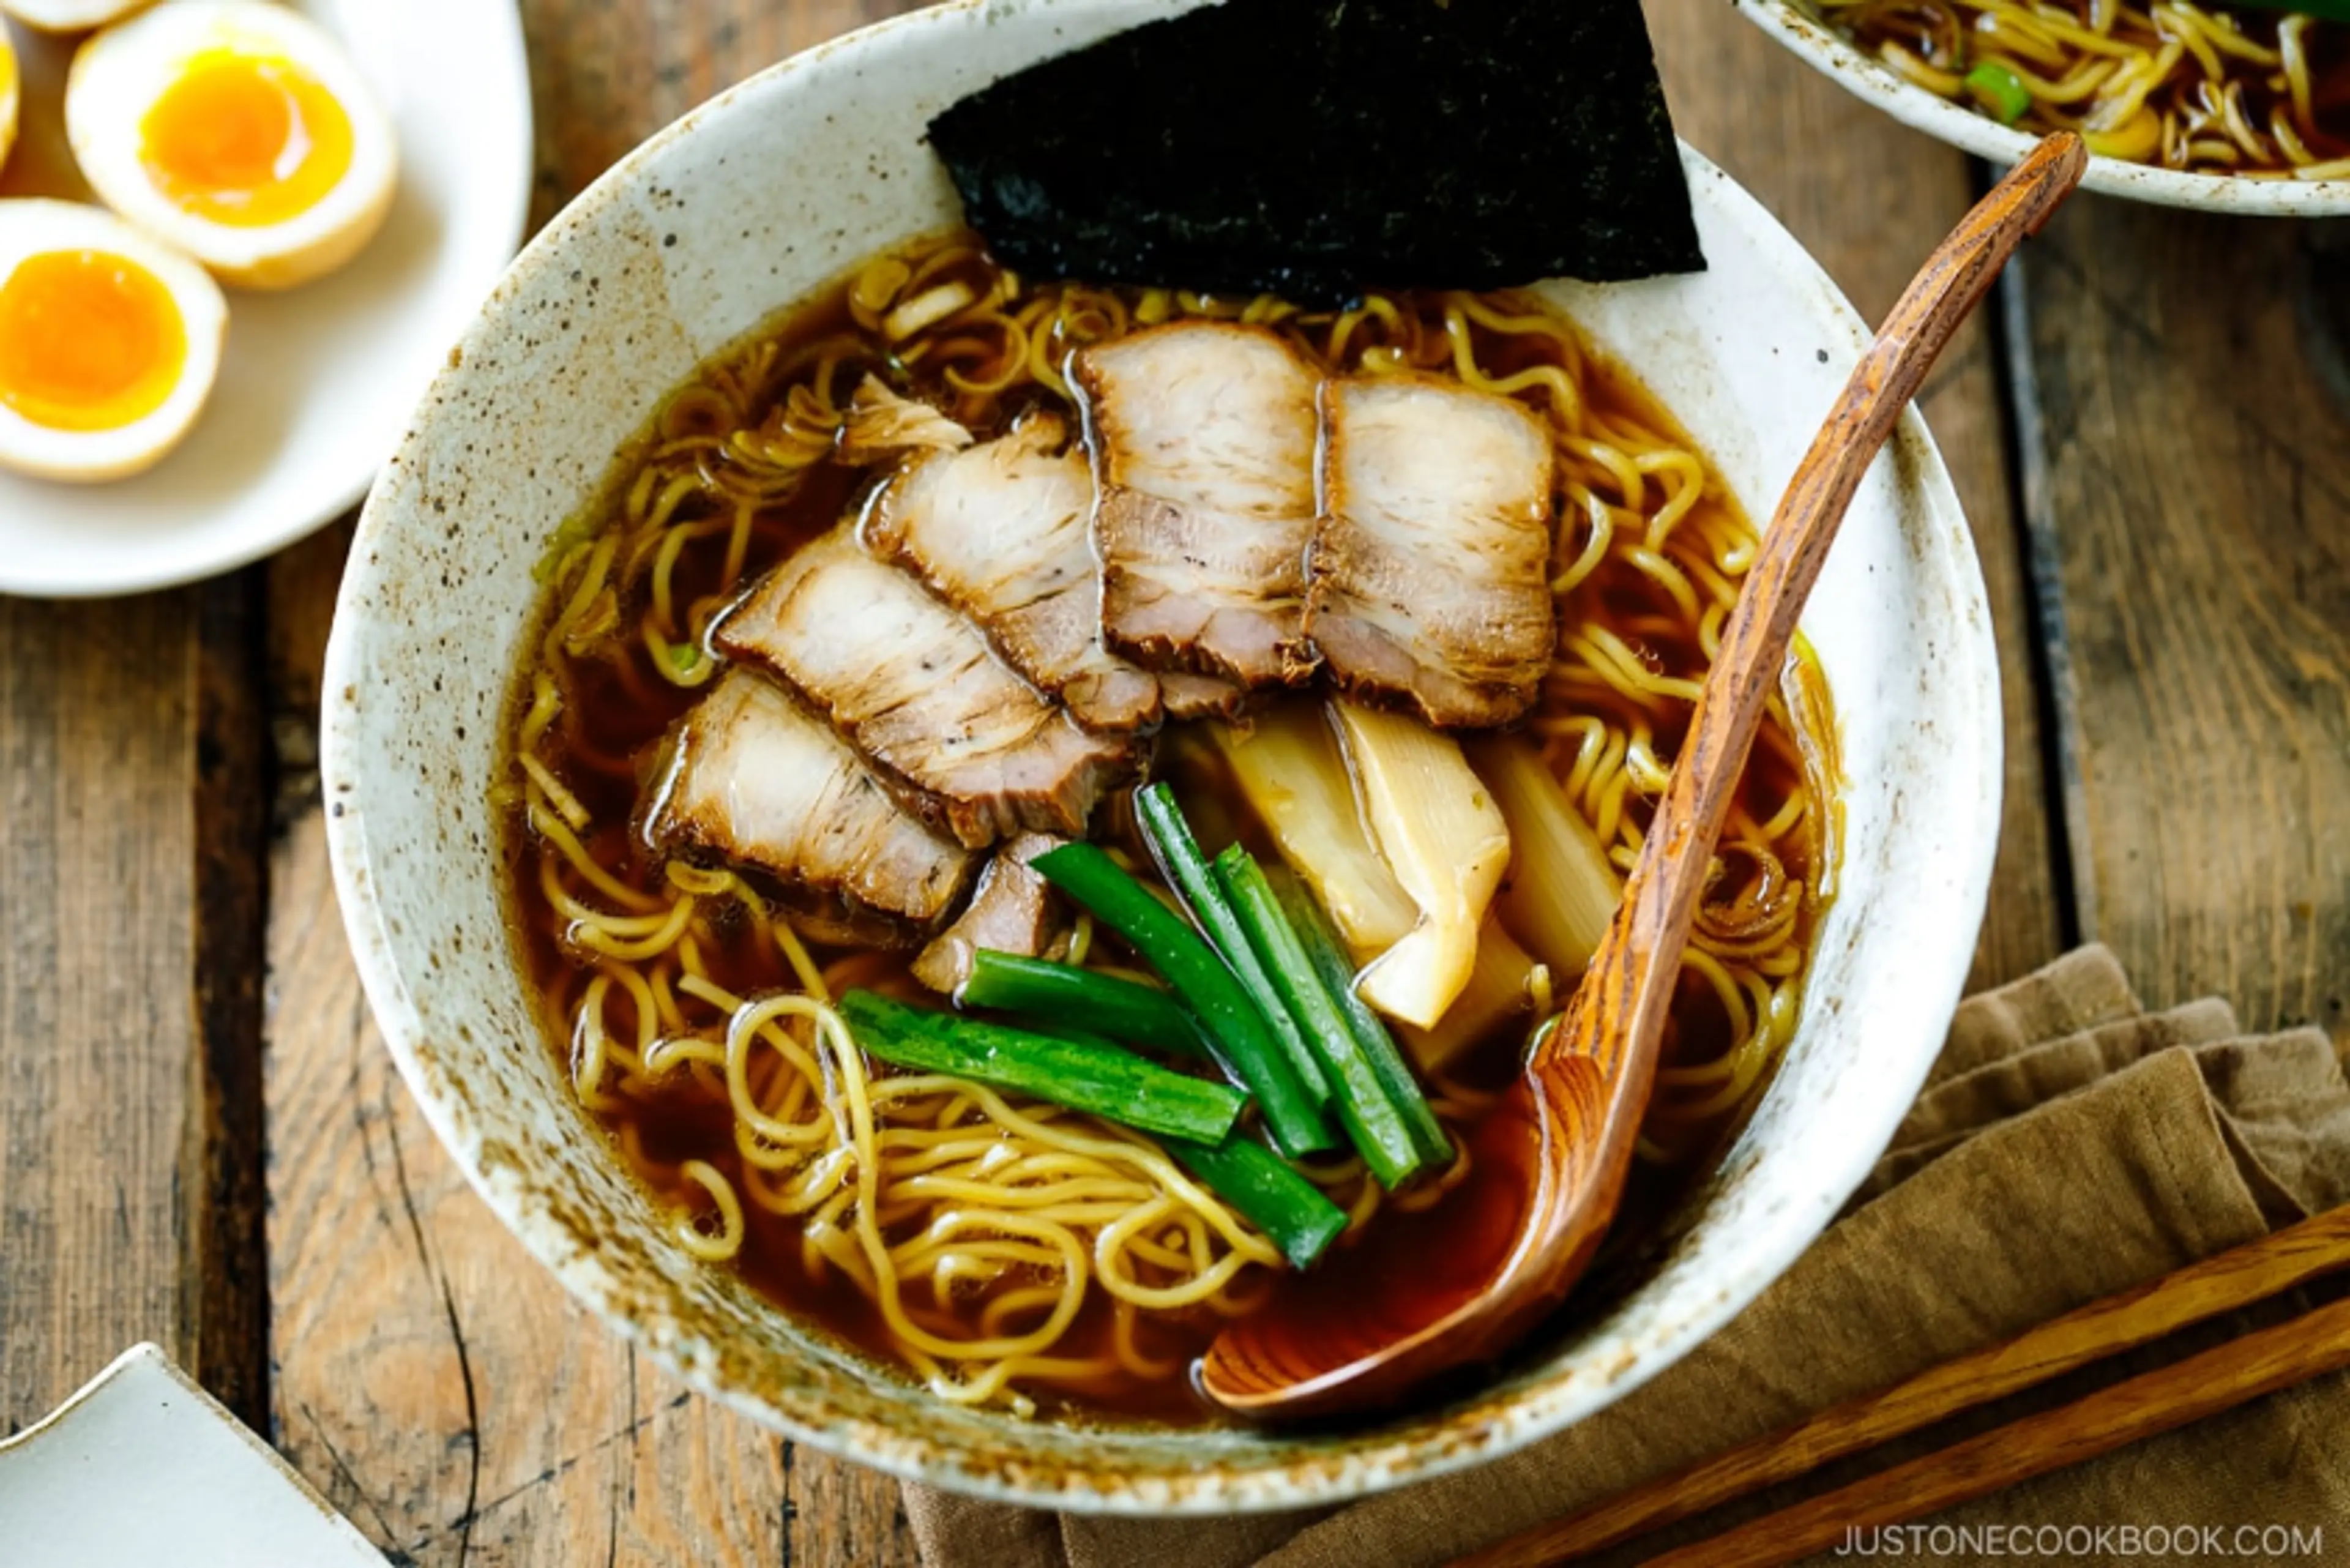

{"left": 1740, "top": 0, "right": 2350, "bottom": 214}
{"left": 321, "top": 0, "right": 2002, "bottom": 1513}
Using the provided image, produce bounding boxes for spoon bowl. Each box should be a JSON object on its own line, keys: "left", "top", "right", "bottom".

{"left": 1200, "top": 1055, "right": 1597, "bottom": 1419}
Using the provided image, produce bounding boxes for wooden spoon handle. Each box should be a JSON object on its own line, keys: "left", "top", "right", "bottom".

{"left": 1544, "top": 133, "right": 2086, "bottom": 1084}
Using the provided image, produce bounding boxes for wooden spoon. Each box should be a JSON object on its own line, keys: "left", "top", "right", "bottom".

{"left": 1199, "top": 133, "right": 2089, "bottom": 1421}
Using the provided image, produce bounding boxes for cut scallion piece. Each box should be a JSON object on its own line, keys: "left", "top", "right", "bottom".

{"left": 1216, "top": 846, "right": 1423, "bottom": 1189}
{"left": 1134, "top": 782, "right": 1334, "bottom": 1105}
{"left": 1266, "top": 864, "right": 1454, "bottom": 1169}
{"left": 1963, "top": 62, "right": 2032, "bottom": 127}
{"left": 1030, "top": 843, "right": 1338, "bottom": 1157}
{"left": 963, "top": 950, "right": 1210, "bottom": 1059}
{"left": 840, "top": 990, "right": 1246, "bottom": 1144}
{"left": 1166, "top": 1133, "right": 1349, "bottom": 1269}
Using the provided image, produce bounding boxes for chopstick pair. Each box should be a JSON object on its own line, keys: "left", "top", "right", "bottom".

{"left": 1449, "top": 1203, "right": 2350, "bottom": 1568}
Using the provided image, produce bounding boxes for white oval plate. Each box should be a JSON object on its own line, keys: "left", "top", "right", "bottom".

{"left": 0, "top": 1345, "right": 387, "bottom": 1566}
{"left": 0, "top": 0, "right": 532, "bottom": 599}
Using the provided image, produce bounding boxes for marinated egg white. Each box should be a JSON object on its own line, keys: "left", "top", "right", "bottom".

{"left": 0, "top": 198, "right": 226, "bottom": 482}
{"left": 67, "top": 1, "right": 395, "bottom": 289}
{"left": 0, "top": 1, "right": 154, "bottom": 34}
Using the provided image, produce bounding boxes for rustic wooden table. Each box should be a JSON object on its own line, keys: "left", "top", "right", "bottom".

{"left": 2, "top": 1, "right": 2344, "bottom": 1562}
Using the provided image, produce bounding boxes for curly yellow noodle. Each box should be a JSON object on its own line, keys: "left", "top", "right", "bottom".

{"left": 569, "top": 977, "right": 630, "bottom": 1112}
{"left": 569, "top": 893, "right": 697, "bottom": 961}
{"left": 674, "top": 1159, "right": 747, "bottom": 1261}
{"left": 1553, "top": 493, "right": 1615, "bottom": 594}
{"left": 519, "top": 755, "right": 591, "bottom": 833}
{"left": 772, "top": 920, "right": 830, "bottom": 999}
{"left": 1624, "top": 546, "right": 1703, "bottom": 623}
{"left": 603, "top": 965, "right": 663, "bottom": 1059}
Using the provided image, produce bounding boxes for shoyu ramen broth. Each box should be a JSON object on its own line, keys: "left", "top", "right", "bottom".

{"left": 1815, "top": 0, "right": 2350, "bottom": 176}
{"left": 503, "top": 233, "right": 1837, "bottom": 1422}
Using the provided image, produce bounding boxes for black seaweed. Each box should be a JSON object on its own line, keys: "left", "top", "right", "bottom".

{"left": 926, "top": 0, "right": 1705, "bottom": 307}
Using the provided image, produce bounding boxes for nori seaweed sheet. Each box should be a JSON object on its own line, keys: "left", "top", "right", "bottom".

{"left": 927, "top": 0, "right": 1704, "bottom": 307}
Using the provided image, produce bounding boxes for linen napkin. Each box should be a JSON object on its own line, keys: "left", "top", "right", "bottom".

{"left": 905, "top": 947, "right": 2350, "bottom": 1567}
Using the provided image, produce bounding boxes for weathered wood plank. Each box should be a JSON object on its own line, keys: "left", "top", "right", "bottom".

{"left": 0, "top": 594, "right": 204, "bottom": 1427}
{"left": 263, "top": 7, "right": 926, "bottom": 1565}
{"left": 1648, "top": 0, "right": 2065, "bottom": 988}
{"left": 189, "top": 569, "right": 274, "bottom": 1428}
{"left": 263, "top": 683, "right": 800, "bottom": 1562}
{"left": 2011, "top": 205, "right": 2350, "bottom": 1042}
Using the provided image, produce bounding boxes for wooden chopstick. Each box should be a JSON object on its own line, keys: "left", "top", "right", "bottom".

{"left": 1646, "top": 1293, "right": 2350, "bottom": 1568}
{"left": 1450, "top": 1203, "right": 2350, "bottom": 1568}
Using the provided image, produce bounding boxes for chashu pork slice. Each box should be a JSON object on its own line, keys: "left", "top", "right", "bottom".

{"left": 1306, "top": 376, "right": 1558, "bottom": 729}
{"left": 1075, "top": 321, "right": 1322, "bottom": 690}
{"left": 911, "top": 831, "right": 1071, "bottom": 996}
{"left": 714, "top": 526, "right": 1143, "bottom": 849}
{"left": 1158, "top": 671, "right": 1246, "bottom": 720}
{"left": 867, "top": 412, "right": 1172, "bottom": 734}
{"left": 643, "top": 668, "right": 977, "bottom": 928}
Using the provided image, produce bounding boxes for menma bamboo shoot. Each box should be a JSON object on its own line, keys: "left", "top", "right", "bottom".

{"left": 1395, "top": 916, "right": 1542, "bottom": 1075}
{"left": 1466, "top": 731, "right": 1621, "bottom": 977}
{"left": 1212, "top": 706, "right": 1417, "bottom": 954}
{"left": 1334, "top": 701, "right": 1511, "bottom": 1029}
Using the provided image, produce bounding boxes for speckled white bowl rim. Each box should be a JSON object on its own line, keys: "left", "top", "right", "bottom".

{"left": 323, "top": 0, "right": 2001, "bottom": 1514}
{"left": 1737, "top": 0, "right": 2350, "bottom": 217}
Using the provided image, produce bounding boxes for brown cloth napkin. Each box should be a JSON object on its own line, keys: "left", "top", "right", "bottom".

{"left": 906, "top": 947, "right": 2350, "bottom": 1568}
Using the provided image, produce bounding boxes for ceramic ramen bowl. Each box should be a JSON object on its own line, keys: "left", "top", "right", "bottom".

{"left": 322, "top": 0, "right": 2001, "bottom": 1512}
{"left": 1738, "top": 0, "right": 2350, "bottom": 217}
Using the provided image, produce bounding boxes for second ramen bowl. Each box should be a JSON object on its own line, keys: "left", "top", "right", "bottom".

{"left": 1738, "top": 0, "right": 2350, "bottom": 216}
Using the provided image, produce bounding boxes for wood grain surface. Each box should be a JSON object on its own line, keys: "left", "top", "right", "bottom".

{"left": 3, "top": 0, "right": 2346, "bottom": 1565}
{"left": 2011, "top": 203, "right": 2350, "bottom": 1042}
{"left": 0, "top": 592, "right": 202, "bottom": 1422}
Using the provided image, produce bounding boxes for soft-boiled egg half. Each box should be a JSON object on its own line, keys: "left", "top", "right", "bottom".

{"left": 0, "top": 198, "right": 226, "bottom": 482}
{"left": 0, "top": 1, "right": 153, "bottom": 34}
{"left": 1, "top": 28, "right": 17, "bottom": 174}
{"left": 67, "top": 2, "right": 396, "bottom": 290}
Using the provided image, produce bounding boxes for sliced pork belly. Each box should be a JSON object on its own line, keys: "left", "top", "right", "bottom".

{"left": 1159, "top": 671, "right": 1245, "bottom": 720}
{"left": 911, "top": 832, "right": 1070, "bottom": 996}
{"left": 714, "top": 526, "right": 1142, "bottom": 848}
{"left": 1306, "top": 377, "right": 1558, "bottom": 729}
{"left": 643, "top": 669, "right": 976, "bottom": 928}
{"left": 867, "top": 413, "right": 1164, "bottom": 734}
{"left": 1075, "top": 322, "right": 1321, "bottom": 689}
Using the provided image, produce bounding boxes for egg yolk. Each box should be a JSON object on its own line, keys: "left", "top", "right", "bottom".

{"left": 0, "top": 250, "right": 187, "bottom": 434}
{"left": 140, "top": 50, "right": 354, "bottom": 228}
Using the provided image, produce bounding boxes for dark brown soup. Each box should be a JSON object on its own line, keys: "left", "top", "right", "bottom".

{"left": 502, "top": 231, "right": 1835, "bottom": 1425}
